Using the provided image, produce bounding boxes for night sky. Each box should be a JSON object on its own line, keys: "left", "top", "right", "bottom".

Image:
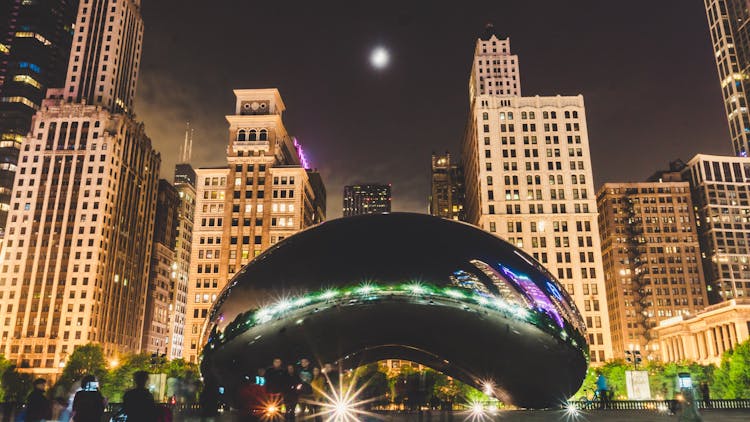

{"left": 134, "top": 1, "right": 729, "bottom": 217}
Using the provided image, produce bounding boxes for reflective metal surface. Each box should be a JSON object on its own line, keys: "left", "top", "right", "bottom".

{"left": 201, "top": 213, "right": 588, "bottom": 408}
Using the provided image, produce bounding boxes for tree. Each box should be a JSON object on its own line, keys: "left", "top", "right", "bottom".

{"left": 353, "top": 363, "right": 389, "bottom": 408}
{"left": 1, "top": 364, "right": 33, "bottom": 403}
{"left": 0, "top": 355, "right": 12, "bottom": 401}
{"left": 712, "top": 339, "right": 750, "bottom": 399}
{"left": 102, "top": 353, "right": 152, "bottom": 402}
{"left": 56, "top": 343, "right": 107, "bottom": 393}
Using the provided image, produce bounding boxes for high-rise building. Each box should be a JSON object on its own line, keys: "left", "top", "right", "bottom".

{"left": 430, "top": 152, "right": 465, "bottom": 221}
{"left": 0, "top": 0, "right": 78, "bottom": 238}
{"left": 681, "top": 154, "right": 750, "bottom": 302}
{"left": 704, "top": 0, "right": 750, "bottom": 156}
{"left": 0, "top": 0, "right": 159, "bottom": 374}
{"left": 143, "top": 180, "right": 179, "bottom": 355}
{"left": 461, "top": 24, "right": 613, "bottom": 363}
{"left": 183, "top": 89, "right": 326, "bottom": 363}
{"left": 597, "top": 181, "right": 708, "bottom": 360}
{"left": 169, "top": 162, "right": 195, "bottom": 359}
{"left": 343, "top": 184, "right": 391, "bottom": 217}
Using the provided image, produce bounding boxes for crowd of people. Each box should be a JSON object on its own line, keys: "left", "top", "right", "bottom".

{"left": 236, "top": 357, "right": 340, "bottom": 422}
{"left": 12, "top": 371, "right": 167, "bottom": 422}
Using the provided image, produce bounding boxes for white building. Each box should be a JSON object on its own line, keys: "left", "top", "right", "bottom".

{"left": 461, "top": 24, "right": 613, "bottom": 363}
{"left": 184, "top": 89, "right": 326, "bottom": 363}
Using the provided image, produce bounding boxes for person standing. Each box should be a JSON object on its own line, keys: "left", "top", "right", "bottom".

{"left": 595, "top": 373, "right": 609, "bottom": 410}
{"left": 122, "top": 371, "right": 158, "bottom": 422}
{"left": 25, "top": 378, "right": 51, "bottom": 422}
{"left": 284, "top": 364, "right": 301, "bottom": 421}
{"left": 323, "top": 363, "right": 339, "bottom": 396}
{"left": 71, "top": 375, "right": 105, "bottom": 422}
{"left": 265, "top": 358, "right": 286, "bottom": 397}
{"left": 310, "top": 367, "right": 326, "bottom": 422}
{"left": 297, "top": 358, "right": 314, "bottom": 416}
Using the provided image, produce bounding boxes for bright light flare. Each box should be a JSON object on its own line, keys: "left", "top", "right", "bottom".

{"left": 306, "top": 368, "right": 384, "bottom": 422}
{"left": 464, "top": 401, "right": 492, "bottom": 422}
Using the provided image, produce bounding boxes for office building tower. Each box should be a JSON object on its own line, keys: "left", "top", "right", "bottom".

{"left": 0, "top": 0, "right": 159, "bottom": 374}
{"left": 343, "top": 184, "right": 391, "bottom": 217}
{"left": 430, "top": 152, "right": 465, "bottom": 221}
{"left": 461, "top": 24, "right": 613, "bottom": 363}
{"left": 704, "top": 0, "right": 750, "bottom": 156}
{"left": 184, "top": 89, "right": 326, "bottom": 362}
{"left": 168, "top": 163, "right": 195, "bottom": 359}
{"left": 597, "top": 181, "right": 708, "bottom": 360}
{"left": 0, "top": 0, "right": 78, "bottom": 238}
{"left": 681, "top": 154, "right": 750, "bottom": 302}
{"left": 143, "top": 180, "right": 179, "bottom": 355}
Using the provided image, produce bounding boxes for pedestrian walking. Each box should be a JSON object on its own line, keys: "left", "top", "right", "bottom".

{"left": 25, "top": 378, "right": 51, "bottom": 422}
{"left": 596, "top": 373, "right": 609, "bottom": 410}
{"left": 71, "top": 375, "right": 105, "bottom": 422}
{"left": 122, "top": 371, "right": 158, "bottom": 422}
{"left": 284, "top": 364, "right": 301, "bottom": 421}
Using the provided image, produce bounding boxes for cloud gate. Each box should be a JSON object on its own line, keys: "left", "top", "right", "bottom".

{"left": 200, "top": 213, "right": 588, "bottom": 408}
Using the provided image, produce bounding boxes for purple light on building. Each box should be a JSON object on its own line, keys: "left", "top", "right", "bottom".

{"left": 293, "top": 137, "right": 311, "bottom": 169}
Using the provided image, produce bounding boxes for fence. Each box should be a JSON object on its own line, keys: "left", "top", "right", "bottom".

{"left": 567, "top": 398, "right": 750, "bottom": 411}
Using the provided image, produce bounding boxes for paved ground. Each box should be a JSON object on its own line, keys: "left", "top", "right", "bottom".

{"left": 178, "top": 409, "right": 750, "bottom": 421}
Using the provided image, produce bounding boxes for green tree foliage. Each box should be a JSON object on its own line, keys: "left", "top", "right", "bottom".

{"left": 56, "top": 343, "right": 107, "bottom": 393}
{"left": 1, "top": 364, "right": 33, "bottom": 403}
{"left": 352, "top": 363, "right": 389, "bottom": 408}
{"left": 645, "top": 361, "right": 713, "bottom": 400}
{"left": 712, "top": 339, "right": 750, "bottom": 399}
{"left": 102, "top": 353, "right": 152, "bottom": 402}
{"left": 0, "top": 355, "right": 11, "bottom": 401}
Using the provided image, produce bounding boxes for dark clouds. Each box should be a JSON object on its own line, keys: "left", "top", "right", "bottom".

{"left": 134, "top": 1, "right": 729, "bottom": 217}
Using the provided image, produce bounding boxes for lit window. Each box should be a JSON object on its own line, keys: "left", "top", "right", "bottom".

{"left": 13, "top": 75, "right": 42, "bottom": 89}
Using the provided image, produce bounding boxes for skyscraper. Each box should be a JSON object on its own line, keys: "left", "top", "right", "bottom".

{"left": 343, "top": 184, "right": 391, "bottom": 216}
{"left": 0, "top": 0, "right": 159, "bottom": 374}
{"left": 143, "top": 180, "right": 179, "bottom": 355}
{"left": 681, "top": 154, "right": 750, "bottom": 302}
{"left": 597, "top": 181, "right": 708, "bottom": 360}
{"left": 183, "top": 89, "right": 326, "bottom": 363}
{"left": 461, "top": 24, "right": 613, "bottom": 363}
{"left": 430, "top": 152, "right": 465, "bottom": 221}
{"left": 704, "top": 0, "right": 750, "bottom": 156}
{"left": 169, "top": 162, "right": 195, "bottom": 359}
{"left": 0, "top": 0, "right": 78, "bottom": 238}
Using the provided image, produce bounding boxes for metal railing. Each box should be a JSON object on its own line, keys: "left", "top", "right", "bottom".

{"left": 567, "top": 399, "right": 750, "bottom": 411}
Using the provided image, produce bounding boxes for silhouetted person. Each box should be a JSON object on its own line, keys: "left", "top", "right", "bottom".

{"left": 123, "top": 371, "right": 158, "bottom": 422}
{"left": 323, "top": 363, "right": 339, "bottom": 395}
{"left": 265, "top": 358, "right": 286, "bottom": 395}
{"left": 25, "top": 378, "right": 51, "bottom": 422}
{"left": 297, "top": 358, "right": 314, "bottom": 415}
{"left": 595, "top": 373, "right": 609, "bottom": 409}
{"left": 310, "top": 367, "right": 325, "bottom": 422}
{"left": 700, "top": 381, "right": 711, "bottom": 408}
{"left": 71, "top": 375, "right": 105, "bottom": 422}
{"left": 284, "top": 364, "right": 301, "bottom": 421}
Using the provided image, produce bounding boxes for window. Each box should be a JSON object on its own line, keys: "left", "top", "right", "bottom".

{"left": 259, "top": 129, "right": 268, "bottom": 140}
{"left": 237, "top": 129, "right": 246, "bottom": 141}
{"left": 249, "top": 130, "right": 257, "bottom": 141}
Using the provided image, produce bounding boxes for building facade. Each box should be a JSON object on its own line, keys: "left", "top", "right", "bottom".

{"left": 597, "top": 182, "right": 708, "bottom": 360}
{"left": 184, "top": 89, "right": 326, "bottom": 363}
{"left": 654, "top": 298, "right": 750, "bottom": 365}
{"left": 704, "top": 0, "right": 750, "bottom": 156}
{"left": 168, "top": 163, "right": 195, "bottom": 359}
{"left": 0, "top": 0, "right": 159, "bottom": 375}
{"left": 0, "top": 0, "right": 78, "bottom": 238}
{"left": 142, "top": 180, "right": 179, "bottom": 355}
{"left": 430, "top": 152, "right": 465, "bottom": 221}
{"left": 343, "top": 184, "right": 391, "bottom": 217}
{"left": 461, "top": 25, "right": 613, "bottom": 363}
{"left": 681, "top": 154, "right": 750, "bottom": 303}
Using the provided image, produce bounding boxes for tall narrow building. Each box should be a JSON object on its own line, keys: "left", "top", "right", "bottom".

{"left": 597, "top": 181, "right": 708, "bottom": 360}
{"left": 143, "top": 180, "right": 179, "bottom": 355}
{"left": 169, "top": 162, "right": 195, "bottom": 359}
{"left": 461, "top": 24, "right": 613, "bottom": 363}
{"left": 0, "top": 0, "right": 79, "bottom": 238}
{"left": 0, "top": 0, "right": 159, "bottom": 375}
{"left": 681, "top": 154, "right": 750, "bottom": 303}
{"left": 184, "top": 89, "right": 326, "bottom": 363}
{"left": 430, "top": 152, "right": 465, "bottom": 221}
{"left": 704, "top": 0, "right": 750, "bottom": 156}
{"left": 343, "top": 184, "right": 391, "bottom": 216}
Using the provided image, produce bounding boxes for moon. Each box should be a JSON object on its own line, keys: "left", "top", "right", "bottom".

{"left": 370, "top": 46, "right": 390, "bottom": 70}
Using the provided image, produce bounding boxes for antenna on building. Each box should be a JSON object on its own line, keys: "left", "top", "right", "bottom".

{"left": 180, "top": 121, "right": 193, "bottom": 164}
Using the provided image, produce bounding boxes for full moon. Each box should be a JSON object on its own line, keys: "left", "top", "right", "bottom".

{"left": 370, "top": 47, "right": 390, "bottom": 69}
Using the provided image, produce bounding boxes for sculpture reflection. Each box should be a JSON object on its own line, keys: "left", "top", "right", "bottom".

{"left": 201, "top": 213, "right": 588, "bottom": 408}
